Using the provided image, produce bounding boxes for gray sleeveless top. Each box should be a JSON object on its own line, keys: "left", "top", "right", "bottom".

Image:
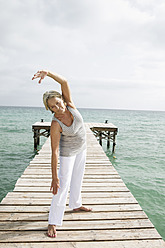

{"left": 52, "top": 106, "right": 86, "bottom": 157}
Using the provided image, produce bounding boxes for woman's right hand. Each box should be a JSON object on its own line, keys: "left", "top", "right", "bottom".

{"left": 50, "top": 178, "right": 60, "bottom": 195}
{"left": 32, "top": 70, "right": 48, "bottom": 84}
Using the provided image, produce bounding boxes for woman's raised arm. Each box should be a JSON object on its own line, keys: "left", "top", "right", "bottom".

{"left": 32, "top": 70, "right": 75, "bottom": 108}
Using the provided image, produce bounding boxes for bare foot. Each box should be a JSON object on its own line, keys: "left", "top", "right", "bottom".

{"left": 47, "top": 224, "right": 57, "bottom": 238}
{"left": 73, "top": 206, "right": 92, "bottom": 212}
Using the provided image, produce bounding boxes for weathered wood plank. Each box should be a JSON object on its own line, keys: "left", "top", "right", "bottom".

{"left": 0, "top": 204, "right": 142, "bottom": 213}
{"left": 0, "top": 229, "right": 161, "bottom": 242}
{"left": 23, "top": 168, "right": 117, "bottom": 174}
{"left": 0, "top": 240, "right": 165, "bottom": 248}
{"left": 36, "top": 154, "right": 108, "bottom": 157}
{"left": 6, "top": 192, "right": 134, "bottom": 198}
{"left": 31, "top": 159, "right": 110, "bottom": 163}
{"left": 26, "top": 164, "right": 114, "bottom": 168}
{"left": 13, "top": 186, "right": 129, "bottom": 192}
{"left": 1, "top": 197, "right": 138, "bottom": 205}
{"left": 0, "top": 211, "right": 147, "bottom": 221}
{"left": 16, "top": 176, "right": 123, "bottom": 181}
{"left": 14, "top": 182, "right": 127, "bottom": 187}
{"left": 0, "top": 219, "right": 154, "bottom": 231}
{"left": 21, "top": 174, "right": 119, "bottom": 178}
{"left": 30, "top": 160, "right": 111, "bottom": 164}
{"left": 23, "top": 168, "right": 116, "bottom": 174}
{"left": 16, "top": 178, "right": 123, "bottom": 184}
{"left": 20, "top": 177, "right": 121, "bottom": 182}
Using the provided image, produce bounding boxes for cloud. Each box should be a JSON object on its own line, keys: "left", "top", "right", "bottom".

{"left": 0, "top": 0, "right": 165, "bottom": 110}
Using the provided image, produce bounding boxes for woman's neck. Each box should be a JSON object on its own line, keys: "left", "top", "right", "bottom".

{"left": 54, "top": 107, "right": 74, "bottom": 126}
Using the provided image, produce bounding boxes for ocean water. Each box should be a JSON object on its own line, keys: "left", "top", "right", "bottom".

{"left": 0, "top": 106, "right": 165, "bottom": 240}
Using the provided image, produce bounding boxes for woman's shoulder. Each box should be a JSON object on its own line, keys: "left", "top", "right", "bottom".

{"left": 67, "top": 105, "right": 79, "bottom": 116}
{"left": 52, "top": 114, "right": 63, "bottom": 126}
{"left": 67, "top": 101, "right": 76, "bottom": 110}
{"left": 51, "top": 119, "right": 62, "bottom": 133}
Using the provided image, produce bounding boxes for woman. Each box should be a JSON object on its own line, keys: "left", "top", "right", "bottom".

{"left": 32, "top": 70, "right": 92, "bottom": 238}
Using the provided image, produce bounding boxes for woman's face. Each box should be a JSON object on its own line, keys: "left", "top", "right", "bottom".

{"left": 48, "top": 97, "right": 66, "bottom": 114}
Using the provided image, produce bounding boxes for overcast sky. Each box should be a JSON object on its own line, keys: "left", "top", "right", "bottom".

{"left": 0, "top": 0, "right": 165, "bottom": 111}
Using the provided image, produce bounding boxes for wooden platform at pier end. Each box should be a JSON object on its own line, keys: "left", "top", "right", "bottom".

{"left": 32, "top": 121, "right": 118, "bottom": 152}
{"left": 0, "top": 124, "right": 165, "bottom": 247}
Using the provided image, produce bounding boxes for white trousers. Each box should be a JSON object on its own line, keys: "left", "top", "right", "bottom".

{"left": 48, "top": 149, "right": 86, "bottom": 226}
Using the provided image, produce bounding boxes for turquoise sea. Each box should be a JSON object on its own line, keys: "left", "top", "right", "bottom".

{"left": 0, "top": 106, "right": 165, "bottom": 240}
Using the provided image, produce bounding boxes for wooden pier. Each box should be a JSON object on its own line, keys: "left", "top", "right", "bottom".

{"left": 0, "top": 123, "right": 165, "bottom": 247}
{"left": 32, "top": 121, "right": 118, "bottom": 152}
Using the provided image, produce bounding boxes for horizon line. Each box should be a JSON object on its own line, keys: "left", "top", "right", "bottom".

{"left": 0, "top": 105, "right": 165, "bottom": 112}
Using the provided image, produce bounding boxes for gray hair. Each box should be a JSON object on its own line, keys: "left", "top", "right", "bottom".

{"left": 43, "top": 90, "right": 64, "bottom": 113}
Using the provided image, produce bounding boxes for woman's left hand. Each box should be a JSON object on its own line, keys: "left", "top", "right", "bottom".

{"left": 32, "top": 70, "right": 48, "bottom": 84}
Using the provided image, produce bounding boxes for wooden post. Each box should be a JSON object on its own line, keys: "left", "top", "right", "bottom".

{"left": 107, "top": 131, "right": 110, "bottom": 148}
{"left": 112, "top": 131, "right": 117, "bottom": 153}
{"left": 33, "top": 130, "right": 38, "bottom": 150}
{"left": 37, "top": 130, "right": 40, "bottom": 146}
{"left": 99, "top": 131, "right": 102, "bottom": 146}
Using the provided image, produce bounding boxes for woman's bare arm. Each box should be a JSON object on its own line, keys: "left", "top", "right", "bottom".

{"left": 47, "top": 71, "right": 75, "bottom": 109}
{"left": 50, "top": 121, "right": 62, "bottom": 195}
{"left": 32, "top": 70, "right": 76, "bottom": 109}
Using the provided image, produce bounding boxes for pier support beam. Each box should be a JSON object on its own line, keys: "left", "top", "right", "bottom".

{"left": 32, "top": 121, "right": 50, "bottom": 150}
{"left": 99, "top": 131, "right": 102, "bottom": 146}
{"left": 112, "top": 131, "right": 117, "bottom": 153}
{"left": 107, "top": 131, "right": 110, "bottom": 148}
{"left": 90, "top": 124, "right": 118, "bottom": 153}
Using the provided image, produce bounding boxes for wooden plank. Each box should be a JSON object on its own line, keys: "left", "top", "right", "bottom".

{"left": 13, "top": 186, "right": 129, "bottom": 192}
{"left": 0, "top": 219, "right": 154, "bottom": 231}
{"left": 32, "top": 157, "right": 110, "bottom": 160}
{"left": 14, "top": 182, "right": 127, "bottom": 187}
{"left": 23, "top": 168, "right": 117, "bottom": 173}
{"left": 16, "top": 178, "right": 122, "bottom": 183}
{"left": 21, "top": 174, "right": 119, "bottom": 178}
{"left": 0, "top": 211, "right": 148, "bottom": 221}
{"left": 6, "top": 192, "right": 134, "bottom": 198}
{"left": 30, "top": 161, "right": 110, "bottom": 165}
{"left": 22, "top": 170, "right": 118, "bottom": 175}
{"left": 0, "top": 204, "right": 142, "bottom": 213}
{"left": 19, "top": 178, "right": 122, "bottom": 182}
{"left": 35, "top": 154, "right": 108, "bottom": 158}
{"left": 29, "top": 160, "right": 112, "bottom": 165}
{"left": 15, "top": 180, "right": 125, "bottom": 187}
{"left": 0, "top": 240, "right": 165, "bottom": 248}
{"left": 1, "top": 197, "right": 138, "bottom": 205}
{"left": 0, "top": 229, "right": 161, "bottom": 242}
{"left": 28, "top": 164, "right": 114, "bottom": 168}
{"left": 16, "top": 176, "right": 123, "bottom": 182}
